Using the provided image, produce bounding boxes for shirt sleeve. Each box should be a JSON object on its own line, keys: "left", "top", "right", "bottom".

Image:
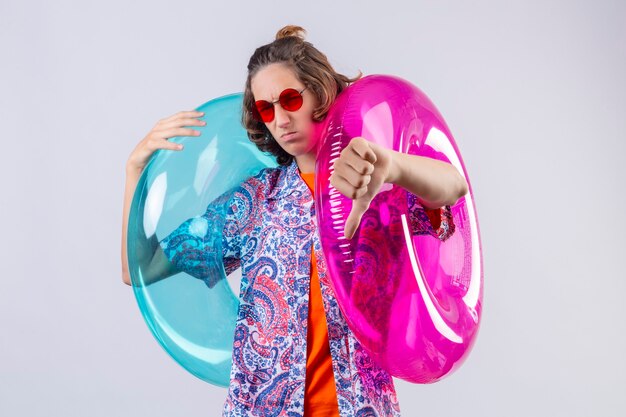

{"left": 158, "top": 187, "right": 242, "bottom": 288}
{"left": 406, "top": 191, "right": 456, "bottom": 242}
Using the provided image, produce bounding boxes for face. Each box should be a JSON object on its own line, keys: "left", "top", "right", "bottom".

{"left": 251, "top": 63, "right": 320, "bottom": 167}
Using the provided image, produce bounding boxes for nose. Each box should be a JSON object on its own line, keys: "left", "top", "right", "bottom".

{"left": 273, "top": 104, "right": 291, "bottom": 129}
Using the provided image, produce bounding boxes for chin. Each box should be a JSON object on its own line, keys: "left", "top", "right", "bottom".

{"left": 281, "top": 141, "right": 303, "bottom": 151}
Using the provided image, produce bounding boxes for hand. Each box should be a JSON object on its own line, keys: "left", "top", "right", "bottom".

{"left": 126, "top": 110, "right": 206, "bottom": 172}
{"left": 329, "top": 137, "right": 393, "bottom": 239}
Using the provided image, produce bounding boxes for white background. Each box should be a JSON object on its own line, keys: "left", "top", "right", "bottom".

{"left": 1, "top": 0, "right": 624, "bottom": 415}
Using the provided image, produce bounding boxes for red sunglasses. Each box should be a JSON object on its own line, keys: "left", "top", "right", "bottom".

{"left": 252, "top": 87, "right": 308, "bottom": 123}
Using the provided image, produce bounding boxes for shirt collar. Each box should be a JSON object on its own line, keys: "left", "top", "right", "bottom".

{"left": 267, "top": 158, "right": 309, "bottom": 201}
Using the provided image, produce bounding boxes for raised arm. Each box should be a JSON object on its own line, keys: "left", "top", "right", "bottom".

{"left": 121, "top": 110, "right": 206, "bottom": 286}
{"left": 330, "top": 137, "right": 468, "bottom": 239}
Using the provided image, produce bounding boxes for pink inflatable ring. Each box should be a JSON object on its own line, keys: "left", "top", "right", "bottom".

{"left": 314, "top": 75, "right": 483, "bottom": 383}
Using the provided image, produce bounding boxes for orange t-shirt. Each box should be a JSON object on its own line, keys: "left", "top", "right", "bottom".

{"left": 299, "top": 171, "right": 340, "bottom": 417}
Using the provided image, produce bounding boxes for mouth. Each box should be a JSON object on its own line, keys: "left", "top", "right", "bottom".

{"left": 281, "top": 131, "right": 298, "bottom": 141}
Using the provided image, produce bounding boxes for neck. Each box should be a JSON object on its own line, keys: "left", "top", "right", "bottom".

{"left": 295, "top": 152, "right": 316, "bottom": 174}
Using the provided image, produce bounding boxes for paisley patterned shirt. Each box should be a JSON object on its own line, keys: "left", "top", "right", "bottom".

{"left": 160, "top": 158, "right": 455, "bottom": 417}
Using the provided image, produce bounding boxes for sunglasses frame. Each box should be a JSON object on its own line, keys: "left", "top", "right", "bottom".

{"left": 252, "top": 86, "right": 308, "bottom": 123}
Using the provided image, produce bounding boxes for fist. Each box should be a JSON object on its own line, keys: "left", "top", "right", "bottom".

{"left": 329, "top": 137, "right": 393, "bottom": 239}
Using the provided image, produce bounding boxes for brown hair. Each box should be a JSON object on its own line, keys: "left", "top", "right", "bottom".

{"left": 242, "top": 25, "right": 362, "bottom": 166}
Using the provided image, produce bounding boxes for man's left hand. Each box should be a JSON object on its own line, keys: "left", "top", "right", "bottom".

{"left": 329, "top": 137, "right": 394, "bottom": 239}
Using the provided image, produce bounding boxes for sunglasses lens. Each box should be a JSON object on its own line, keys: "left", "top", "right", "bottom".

{"left": 254, "top": 101, "right": 274, "bottom": 122}
{"left": 280, "top": 89, "right": 304, "bottom": 111}
{"left": 253, "top": 88, "right": 305, "bottom": 123}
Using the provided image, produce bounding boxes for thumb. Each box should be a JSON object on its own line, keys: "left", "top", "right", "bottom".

{"left": 344, "top": 199, "right": 370, "bottom": 239}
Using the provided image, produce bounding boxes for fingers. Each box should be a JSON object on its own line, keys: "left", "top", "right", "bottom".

{"left": 161, "top": 110, "right": 204, "bottom": 124}
{"left": 349, "top": 137, "right": 377, "bottom": 165}
{"left": 157, "top": 114, "right": 206, "bottom": 138}
{"left": 344, "top": 199, "right": 369, "bottom": 239}
{"left": 333, "top": 168, "right": 371, "bottom": 191}
{"left": 330, "top": 173, "right": 369, "bottom": 200}
{"left": 158, "top": 116, "right": 206, "bottom": 131}
{"left": 152, "top": 111, "right": 207, "bottom": 148}
{"left": 151, "top": 137, "right": 185, "bottom": 151}
{"left": 158, "top": 126, "right": 203, "bottom": 140}
{"left": 333, "top": 150, "right": 374, "bottom": 190}
{"left": 128, "top": 110, "right": 206, "bottom": 171}
{"left": 344, "top": 154, "right": 375, "bottom": 176}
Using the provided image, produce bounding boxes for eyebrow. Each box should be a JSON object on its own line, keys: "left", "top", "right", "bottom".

{"left": 257, "top": 86, "right": 305, "bottom": 102}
